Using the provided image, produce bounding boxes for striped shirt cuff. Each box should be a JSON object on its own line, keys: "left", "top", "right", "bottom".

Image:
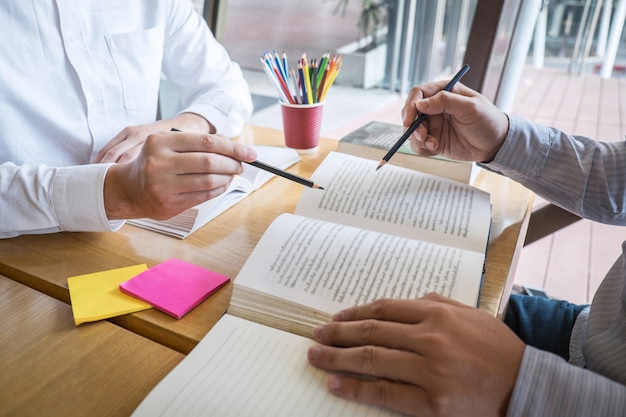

{"left": 507, "top": 346, "right": 626, "bottom": 416}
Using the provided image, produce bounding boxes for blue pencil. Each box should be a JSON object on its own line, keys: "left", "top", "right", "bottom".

{"left": 273, "top": 51, "right": 288, "bottom": 83}
{"left": 298, "top": 62, "right": 308, "bottom": 104}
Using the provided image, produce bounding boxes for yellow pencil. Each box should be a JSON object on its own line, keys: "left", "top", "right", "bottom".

{"left": 302, "top": 54, "right": 314, "bottom": 104}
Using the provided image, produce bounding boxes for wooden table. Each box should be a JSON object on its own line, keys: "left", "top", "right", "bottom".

{"left": 0, "top": 125, "right": 533, "bottom": 354}
{"left": 0, "top": 275, "right": 183, "bottom": 417}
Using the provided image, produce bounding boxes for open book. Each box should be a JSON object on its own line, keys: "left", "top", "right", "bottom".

{"left": 132, "top": 151, "right": 491, "bottom": 416}
{"left": 230, "top": 151, "right": 491, "bottom": 337}
{"left": 128, "top": 146, "right": 300, "bottom": 238}
{"left": 338, "top": 120, "right": 481, "bottom": 184}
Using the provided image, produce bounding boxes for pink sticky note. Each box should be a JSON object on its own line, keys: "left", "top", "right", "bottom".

{"left": 119, "top": 259, "right": 230, "bottom": 319}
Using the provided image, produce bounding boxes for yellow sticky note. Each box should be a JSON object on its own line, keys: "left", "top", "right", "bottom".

{"left": 68, "top": 264, "right": 152, "bottom": 325}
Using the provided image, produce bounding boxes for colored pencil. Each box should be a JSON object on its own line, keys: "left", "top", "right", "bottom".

{"left": 297, "top": 62, "right": 308, "bottom": 104}
{"left": 259, "top": 51, "right": 341, "bottom": 104}
{"left": 316, "top": 52, "right": 329, "bottom": 90}
{"left": 302, "top": 54, "right": 314, "bottom": 104}
{"left": 260, "top": 57, "right": 290, "bottom": 103}
{"left": 273, "top": 65, "right": 295, "bottom": 104}
{"left": 290, "top": 68, "right": 302, "bottom": 104}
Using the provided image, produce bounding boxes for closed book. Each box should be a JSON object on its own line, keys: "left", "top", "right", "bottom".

{"left": 338, "top": 120, "right": 480, "bottom": 184}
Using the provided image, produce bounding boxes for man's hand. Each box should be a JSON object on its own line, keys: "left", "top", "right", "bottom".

{"left": 403, "top": 82, "right": 509, "bottom": 163}
{"left": 307, "top": 293, "right": 525, "bottom": 417}
{"left": 94, "top": 112, "right": 213, "bottom": 163}
{"left": 103, "top": 130, "right": 256, "bottom": 220}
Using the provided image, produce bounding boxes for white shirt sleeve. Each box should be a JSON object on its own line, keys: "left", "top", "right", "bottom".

{"left": 160, "top": 0, "right": 253, "bottom": 138}
{"left": 0, "top": 162, "right": 123, "bottom": 238}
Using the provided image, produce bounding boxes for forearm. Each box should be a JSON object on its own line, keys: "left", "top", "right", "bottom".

{"left": 486, "top": 115, "right": 626, "bottom": 225}
{"left": 507, "top": 347, "right": 626, "bottom": 417}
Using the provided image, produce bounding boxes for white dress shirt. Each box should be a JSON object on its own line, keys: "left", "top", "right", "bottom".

{"left": 486, "top": 116, "right": 626, "bottom": 416}
{"left": 0, "top": 0, "right": 253, "bottom": 238}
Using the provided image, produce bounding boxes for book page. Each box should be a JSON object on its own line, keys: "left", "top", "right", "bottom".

{"left": 243, "top": 145, "right": 301, "bottom": 188}
{"left": 296, "top": 152, "right": 490, "bottom": 252}
{"left": 234, "top": 213, "right": 485, "bottom": 315}
{"left": 132, "top": 314, "right": 399, "bottom": 417}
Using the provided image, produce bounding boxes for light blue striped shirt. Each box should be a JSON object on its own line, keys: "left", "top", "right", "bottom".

{"left": 486, "top": 115, "right": 626, "bottom": 416}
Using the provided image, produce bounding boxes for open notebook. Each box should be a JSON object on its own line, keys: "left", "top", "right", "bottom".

{"left": 131, "top": 314, "right": 402, "bottom": 416}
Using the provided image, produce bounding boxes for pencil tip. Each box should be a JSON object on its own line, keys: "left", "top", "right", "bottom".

{"left": 376, "top": 160, "right": 386, "bottom": 170}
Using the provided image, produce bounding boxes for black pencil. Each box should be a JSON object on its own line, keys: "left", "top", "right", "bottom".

{"left": 376, "top": 64, "right": 471, "bottom": 170}
{"left": 246, "top": 160, "right": 324, "bottom": 189}
{"left": 170, "top": 128, "right": 324, "bottom": 189}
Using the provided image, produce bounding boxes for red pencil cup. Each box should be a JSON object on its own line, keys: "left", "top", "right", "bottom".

{"left": 280, "top": 101, "right": 324, "bottom": 154}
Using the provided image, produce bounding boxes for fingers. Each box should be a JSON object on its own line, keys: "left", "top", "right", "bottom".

{"left": 94, "top": 116, "right": 232, "bottom": 164}
{"left": 326, "top": 374, "right": 427, "bottom": 417}
{"left": 137, "top": 133, "right": 256, "bottom": 202}
{"left": 162, "top": 147, "right": 245, "bottom": 179}
{"left": 331, "top": 297, "right": 434, "bottom": 323}
{"left": 142, "top": 132, "right": 257, "bottom": 179}
{"left": 415, "top": 89, "right": 478, "bottom": 122}
{"left": 167, "top": 131, "right": 257, "bottom": 162}
{"left": 94, "top": 130, "right": 133, "bottom": 163}
{"left": 420, "top": 291, "right": 469, "bottom": 307}
{"left": 308, "top": 343, "right": 423, "bottom": 385}
{"left": 402, "top": 82, "right": 471, "bottom": 154}
{"left": 313, "top": 297, "right": 471, "bottom": 351}
{"left": 148, "top": 183, "right": 232, "bottom": 219}
{"left": 401, "top": 88, "right": 424, "bottom": 128}
{"left": 95, "top": 125, "right": 157, "bottom": 163}
{"left": 402, "top": 81, "right": 474, "bottom": 123}
{"left": 408, "top": 125, "right": 440, "bottom": 155}
{"left": 403, "top": 81, "right": 481, "bottom": 128}
{"left": 313, "top": 318, "right": 421, "bottom": 352}
{"left": 152, "top": 169, "right": 235, "bottom": 197}
{"left": 96, "top": 143, "right": 142, "bottom": 164}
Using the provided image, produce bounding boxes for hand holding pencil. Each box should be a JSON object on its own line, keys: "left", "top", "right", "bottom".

{"left": 170, "top": 128, "right": 323, "bottom": 190}
{"left": 399, "top": 70, "right": 511, "bottom": 165}
{"left": 376, "top": 64, "right": 471, "bottom": 170}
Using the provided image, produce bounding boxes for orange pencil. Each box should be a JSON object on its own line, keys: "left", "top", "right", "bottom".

{"left": 320, "top": 55, "right": 341, "bottom": 102}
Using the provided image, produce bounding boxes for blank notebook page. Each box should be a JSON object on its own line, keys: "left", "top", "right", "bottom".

{"left": 131, "top": 314, "right": 400, "bottom": 416}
